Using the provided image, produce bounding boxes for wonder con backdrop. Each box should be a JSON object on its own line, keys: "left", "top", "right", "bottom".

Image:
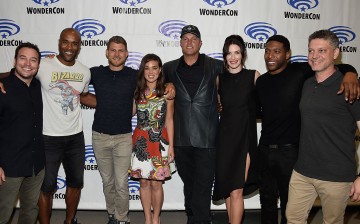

{"left": 0, "top": 0, "right": 359, "bottom": 210}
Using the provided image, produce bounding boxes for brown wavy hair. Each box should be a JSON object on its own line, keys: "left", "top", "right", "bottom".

{"left": 134, "top": 53, "right": 165, "bottom": 101}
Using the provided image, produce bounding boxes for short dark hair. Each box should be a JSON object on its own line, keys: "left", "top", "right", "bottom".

{"left": 222, "top": 35, "right": 247, "bottom": 69}
{"left": 266, "top": 35, "right": 291, "bottom": 52}
{"left": 107, "top": 36, "right": 128, "bottom": 50}
{"left": 14, "top": 42, "right": 41, "bottom": 61}
{"left": 308, "top": 29, "right": 339, "bottom": 49}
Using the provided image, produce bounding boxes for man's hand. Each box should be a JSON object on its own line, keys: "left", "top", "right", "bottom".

{"left": 349, "top": 176, "right": 360, "bottom": 202}
{"left": 338, "top": 72, "right": 360, "bottom": 103}
{"left": 164, "top": 83, "right": 176, "bottom": 100}
{"left": 0, "top": 82, "right": 5, "bottom": 94}
{"left": 0, "top": 167, "right": 5, "bottom": 185}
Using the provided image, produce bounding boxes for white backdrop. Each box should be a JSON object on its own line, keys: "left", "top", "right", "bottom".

{"left": 1, "top": 0, "right": 360, "bottom": 210}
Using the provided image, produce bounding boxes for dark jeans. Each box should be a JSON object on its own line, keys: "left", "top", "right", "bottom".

{"left": 258, "top": 144, "right": 298, "bottom": 224}
{"left": 41, "top": 132, "right": 85, "bottom": 192}
{"left": 175, "top": 146, "right": 216, "bottom": 224}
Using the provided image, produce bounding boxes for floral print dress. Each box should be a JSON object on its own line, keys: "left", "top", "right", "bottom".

{"left": 130, "top": 92, "right": 171, "bottom": 180}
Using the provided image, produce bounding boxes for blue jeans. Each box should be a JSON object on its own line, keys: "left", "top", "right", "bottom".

{"left": 259, "top": 144, "right": 298, "bottom": 224}
{"left": 174, "top": 146, "right": 216, "bottom": 224}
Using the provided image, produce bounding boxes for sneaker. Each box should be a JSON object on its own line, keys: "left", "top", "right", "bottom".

{"left": 63, "top": 218, "right": 79, "bottom": 224}
{"left": 107, "top": 214, "right": 117, "bottom": 224}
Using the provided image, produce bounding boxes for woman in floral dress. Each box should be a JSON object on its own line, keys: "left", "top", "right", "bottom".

{"left": 130, "top": 54, "right": 174, "bottom": 224}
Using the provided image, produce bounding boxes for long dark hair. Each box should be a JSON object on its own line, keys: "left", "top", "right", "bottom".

{"left": 222, "top": 35, "right": 247, "bottom": 70}
{"left": 134, "top": 54, "right": 165, "bottom": 101}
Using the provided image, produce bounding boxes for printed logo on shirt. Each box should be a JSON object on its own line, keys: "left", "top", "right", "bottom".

{"left": 84, "top": 145, "right": 98, "bottom": 171}
{"left": 0, "top": 19, "right": 22, "bottom": 46}
{"left": 290, "top": 55, "right": 308, "bottom": 63}
{"left": 284, "top": 0, "right": 320, "bottom": 20}
{"left": 207, "top": 53, "right": 223, "bottom": 61}
{"left": 200, "top": 0, "right": 238, "bottom": 16}
{"left": 48, "top": 80, "right": 81, "bottom": 115}
{"left": 72, "top": 19, "right": 108, "bottom": 47}
{"left": 27, "top": 0, "right": 65, "bottom": 15}
{"left": 125, "top": 52, "right": 144, "bottom": 69}
{"left": 53, "top": 176, "right": 66, "bottom": 200}
{"left": 329, "top": 26, "right": 357, "bottom": 53}
{"left": 156, "top": 20, "right": 186, "bottom": 48}
{"left": 243, "top": 22, "right": 277, "bottom": 50}
{"left": 112, "top": 0, "right": 152, "bottom": 15}
{"left": 129, "top": 177, "right": 141, "bottom": 200}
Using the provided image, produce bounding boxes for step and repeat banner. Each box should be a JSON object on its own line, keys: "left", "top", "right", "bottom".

{"left": 1, "top": 0, "right": 359, "bottom": 210}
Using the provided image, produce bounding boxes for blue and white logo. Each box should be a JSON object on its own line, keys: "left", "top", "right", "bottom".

{"left": 40, "top": 51, "right": 56, "bottom": 58}
{"left": 131, "top": 116, "right": 137, "bottom": 133}
{"left": 126, "top": 52, "right": 144, "bottom": 69}
{"left": 57, "top": 176, "right": 66, "bottom": 190}
{"left": 72, "top": 19, "right": 105, "bottom": 39}
{"left": 128, "top": 178, "right": 140, "bottom": 194}
{"left": 32, "top": 0, "right": 61, "bottom": 7}
{"left": 204, "top": 0, "right": 236, "bottom": 8}
{"left": 158, "top": 20, "right": 187, "bottom": 40}
{"left": 88, "top": 84, "right": 95, "bottom": 94}
{"left": 207, "top": 53, "right": 223, "bottom": 61}
{"left": 290, "top": 55, "right": 308, "bottom": 63}
{"left": 119, "top": 0, "right": 148, "bottom": 7}
{"left": 329, "top": 26, "right": 356, "bottom": 45}
{"left": 0, "top": 19, "right": 20, "bottom": 39}
{"left": 244, "top": 22, "right": 277, "bottom": 42}
{"left": 85, "top": 145, "right": 96, "bottom": 164}
{"left": 287, "top": 0, "right": 319, "bottom": 12}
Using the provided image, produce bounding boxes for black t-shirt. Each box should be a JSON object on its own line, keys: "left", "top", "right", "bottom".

{"left": 90, "top": 65, "right": 137, "bottom": 134}
{"left": 256, "top": 62, "right": 312, "bottom": 145}
{"left": 176, "top": 54, "right": 205, "bottom": 99}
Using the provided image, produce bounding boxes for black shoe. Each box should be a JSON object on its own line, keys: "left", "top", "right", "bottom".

{"left": 64, "top": 218, "right": 79, "bottom": 224}
{"left": 107, "top": 214, "right": 117, "bottom": 224}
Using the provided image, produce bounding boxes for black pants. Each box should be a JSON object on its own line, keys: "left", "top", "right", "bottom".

{"left": 175, "top": 146, "right": 216, "bottom": 224}
{"left": 258, "top": 144, "right": 298, "bottom": 224}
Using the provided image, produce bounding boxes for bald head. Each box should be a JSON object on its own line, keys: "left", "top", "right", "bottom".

{"left": 57, "top": 28, "right": 81, "bottom": 66}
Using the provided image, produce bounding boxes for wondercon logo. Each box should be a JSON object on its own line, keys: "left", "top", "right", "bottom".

{"left": 131, "top": 116, "right": 137, "bottom": 133}
{"left": 158, "top": 20, "right": 187, "bottom": 40}
{"left": 207, "top": 53, "right": 223, "bottom": 61}
{"left": 329, "top": 26, "right": 356, "bottom": 44}
{"left": 85, "top": 145, "right": 96, "bottom": 164}
{"left": 40, "top": 51, "right": 56, "bottom": 58}
{"left": 57, "top": 176, "right": 66, "bottom": 190}
{"left": 287, "top": 0, "right": 319, "bottom": 12}
{"left": 32, "top": 0, "right": 61, "bottom": 6}
{"left": 88, "top": 84, "right": 95, "bottom": 94}
{"left": 128, "top": 177, "right": 140, "bottom": 194}
{"left": 0, "top": 19, "right": 20, "bottom": 39}
{"left": 244, "top": 22, "right": 277, "bottom": 42}
{"left": 126, "top": 52, "right": 144, "bottom": 69}
{"left": 72, "top": 19, "right": 105, "bottom": 39}
{"left": 119, "top": 0, "right": 148, "bottom": 6}
{"left": 204, "top": 0, "right": 236, "bottom": 8}
{"left": 290, "top": 55, "right": 308, "bottom": 63}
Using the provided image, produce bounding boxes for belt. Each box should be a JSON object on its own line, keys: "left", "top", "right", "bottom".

{"left": 261, "top": 144, "right": 298, "bottom": 149}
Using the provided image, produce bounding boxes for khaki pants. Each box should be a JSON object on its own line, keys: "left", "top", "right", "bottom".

{"left": 286, "top": 170, "right": 352, "bottom": 224}
{"left": 92, "top": 131, "right": 132, "bottom": 222}
{"left": 0, "top": 169, "right": 45, "bottom": 224}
